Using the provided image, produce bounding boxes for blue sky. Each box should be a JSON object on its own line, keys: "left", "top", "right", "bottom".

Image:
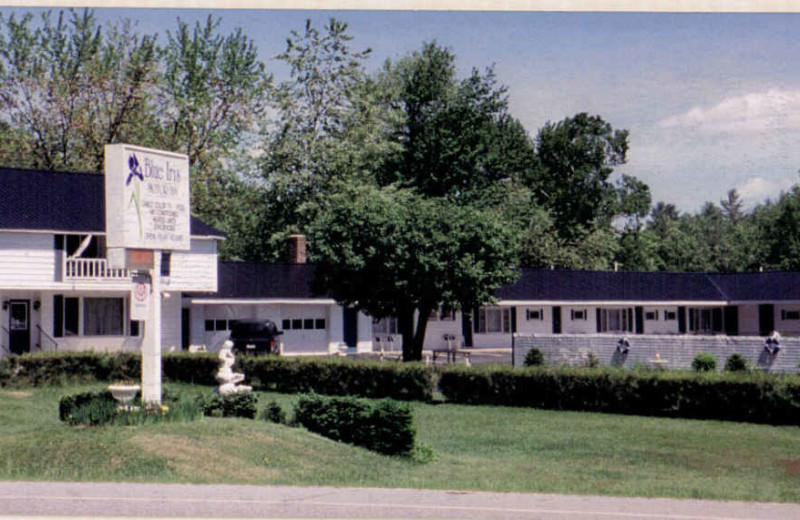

{"left": 6, "top": 7, "right": 800, "bottom": 213}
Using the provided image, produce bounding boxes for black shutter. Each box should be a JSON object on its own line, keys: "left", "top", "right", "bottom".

{"left": 54, "top": 235, "right": 64, "bottom": 250}
{"left": 678, "top": 306, "right": 687, "bottom": 333}
{"left": 53, "top": 295, "right": 63, "bottom": 338}
{"left": 510, "top": 307, "right": 517, "bottom": 333}
{"left": 596, "top": 308, "right": 601, "bottom": 332}
{"left": 161, "top": 252, "right": 171, "bottom": 277}
{"left": 635, "top": 306, "right": 644, "bottom": 334}
{"left": 724, "top": 306, "right": 739, "bottom": 336}
{"left": 628, "top": 308, "right": 634, "bottom": 332}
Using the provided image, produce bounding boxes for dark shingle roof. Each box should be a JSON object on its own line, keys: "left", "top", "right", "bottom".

{"left": 0, "top": 167, "right": 225, "bottom": 238}
{"left": 199, "top": 261, "right": 322, "bottom": 299}
{"left": 495, "top": 269, "right": 726, "bottom": 302}
{"left": 193, "top": 263, "right": 800, "bottom": 302}
{"left": 708, "top": 272, "right": 800, "bottom": 302}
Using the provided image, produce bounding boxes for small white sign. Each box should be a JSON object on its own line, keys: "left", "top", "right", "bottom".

{"left": 130, "top": 281, "right": 151, "bottom": 321}
{"left": 105, "top": 144, "right": 191, "bottom": 251}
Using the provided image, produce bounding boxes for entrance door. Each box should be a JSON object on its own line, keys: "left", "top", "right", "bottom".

{"left": 8, "top": 300, "right": 30, "bottom": 355}
{"left": 758, "top": 304, "right": 775, "bottom": 336}
{"left": 181, "top": 308, "right": 191, "bottom": 350}
{"left": 343, "top": 308, "right": 358, "bottom": 347}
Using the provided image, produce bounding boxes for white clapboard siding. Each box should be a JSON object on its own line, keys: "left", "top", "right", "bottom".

{"left": 161, "top": 293, "right": 182, "bottom": 351}
{"left": 165, "top": 238, "right": 218, "bottom": 292}
{"left": 0, "top": 232, "right": 56, "bottom": 287}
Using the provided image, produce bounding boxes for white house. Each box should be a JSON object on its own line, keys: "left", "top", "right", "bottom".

{"left": 0, "top": 167, "right": 223, "bottom": 357}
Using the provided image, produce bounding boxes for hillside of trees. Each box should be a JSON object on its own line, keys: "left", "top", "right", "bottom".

{"left": 1, "top": 9, "right": 799, "bottom": 275}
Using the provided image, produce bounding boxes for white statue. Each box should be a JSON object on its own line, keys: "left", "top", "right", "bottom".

{"left": 216, "top": 340, "right": 252, "bottom": 395}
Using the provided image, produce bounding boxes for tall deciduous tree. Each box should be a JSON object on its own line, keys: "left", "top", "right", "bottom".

{"left": 528, "top": 113, "right": 629, "bottom": 240}
{"left": 308, "top": 185, "right": 518, "bottom": 361}
{"left": 257, "top": 18, "right": 397, "bottom": 260}
{"left": 160, "top": 15, "right": 270, "bottom": 236}
{"left": 0, "top": 9, "right": 158, "bottom": 172}
{"left": 378, "top": 42, "right": 536, "bottom": 200}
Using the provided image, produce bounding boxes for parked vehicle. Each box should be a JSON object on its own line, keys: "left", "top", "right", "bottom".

{"left": 229, "top": 319, "right": 284, "bottom": 355}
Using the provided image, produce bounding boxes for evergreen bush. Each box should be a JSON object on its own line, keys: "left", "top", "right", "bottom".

{"left": 692, "top": 352, "right": 717, "bottom": 372}
{"left": 202, "top": 392, "right": 258, "bottom": 418}
{"left": 724, "top": 353, "right": 750, "bottom": 373}
{"left": 294, "top": 394, "right": 416, "bottom": 455}
{"left": 523, "top": 347, "right": 545, "bottom": 367}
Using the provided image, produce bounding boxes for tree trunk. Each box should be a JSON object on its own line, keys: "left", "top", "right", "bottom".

{"left": 399, "top": 307, "right": 417, "bottom": 362}
{"left": 410, "top": 309, "right": 431, "bottom": 361}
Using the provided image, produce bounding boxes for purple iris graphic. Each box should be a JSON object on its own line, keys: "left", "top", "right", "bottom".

{"left": 126, "top": 154, "right": 144, "bottom": 185}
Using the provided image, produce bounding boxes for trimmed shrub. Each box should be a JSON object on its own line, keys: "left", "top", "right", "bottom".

{"left": 202, "top": 392, "right": 258, "bottom": 418}
{"left": 724, "top": 353, "right": 750, "bottom": 373}
{"left": 239, "top": 356, "right": 435, "bottom": 401}
{"left": 438, "top": 365, "right": 800, "bottom": 425}
{"left": 294, "top": 394, "right": 416, "bottom": 455}
{"left": 262, "top": 400, "right": 286, "bottom": 424}
{"left": 523, "top": 347, "right": 545, "bottom": 367}
{"left": 692, "top": 352, "right": 717, "bottom": 372}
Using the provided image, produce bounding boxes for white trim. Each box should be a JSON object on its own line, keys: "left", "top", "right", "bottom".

{"left": 0, "top": 228, "right": 224, "bottom": 240}
{"left": 189, "top": 298, "right": 338, "bottom": 305}
{"left": 497, "top": 300, "right": 728, "bottom": 306}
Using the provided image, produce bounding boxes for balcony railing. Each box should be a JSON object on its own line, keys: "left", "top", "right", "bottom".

{"left": 63, "top": 257, "right": 130, "bottom": 280}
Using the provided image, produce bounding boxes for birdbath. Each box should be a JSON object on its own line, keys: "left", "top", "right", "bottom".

{"left": 108, "top": 384, "right": 141, "bottom": 407}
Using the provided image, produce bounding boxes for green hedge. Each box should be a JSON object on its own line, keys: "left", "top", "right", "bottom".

{"left": 294, "top": 394, "right": 416, "bottom": 455}
{"left": 0, "top": 351, "right": 219, "bottom": 387}
{"left": 438, "top": 365, "right": 800, "bottom": 425}
{"left": 238, "top": 356, "right": 435, "bottom": 401}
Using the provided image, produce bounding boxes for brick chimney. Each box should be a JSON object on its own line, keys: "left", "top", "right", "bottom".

{"left": 287, "top": 234, "right": 307, "bottom": 264}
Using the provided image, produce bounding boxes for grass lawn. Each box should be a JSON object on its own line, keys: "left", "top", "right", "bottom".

{"left": 1, "top": 383, "right": 798, "bottom": 502}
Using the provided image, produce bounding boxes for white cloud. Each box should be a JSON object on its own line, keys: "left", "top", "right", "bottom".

{"left": 658, "top": 89, "right": 800, "bottom": 134}
{"left": 735, "top": 176, "right": 795, "bottom": 206}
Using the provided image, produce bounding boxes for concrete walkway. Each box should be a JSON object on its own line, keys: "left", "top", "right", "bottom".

{"left": 1, "top": 481, "right": 798, "bottom": 519}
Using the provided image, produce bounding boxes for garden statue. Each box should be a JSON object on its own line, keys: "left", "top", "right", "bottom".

{"left": 216, "top": 340, "right": 252, "bottom": 395}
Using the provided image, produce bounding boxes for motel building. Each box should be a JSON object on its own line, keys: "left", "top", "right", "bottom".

{"left": 1, "top": 166, "right": 800, "bottom": 372}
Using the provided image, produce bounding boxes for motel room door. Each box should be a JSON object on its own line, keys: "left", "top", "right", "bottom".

{"left": 343, "top": 308, "right": 358, "bottom": 348}
{"left": 8, "top": 300, "right": 31, "bottom": 355}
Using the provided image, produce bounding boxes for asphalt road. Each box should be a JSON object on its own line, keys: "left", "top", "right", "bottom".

{"left": 1, "top": 482, "right": 798, "bottom": 520}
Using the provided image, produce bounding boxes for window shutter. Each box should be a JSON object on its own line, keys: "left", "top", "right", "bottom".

{"left": 510, "top": 307, "right": 517, "bottom": 333}
{"left": 596, "top": 308, "right": 601, "bottom": 332}
{"left": 161, "top": 252, "right": 172, "bottom": 277}
{"left": 53, "top": 295, "right": 63, "bottom": 338}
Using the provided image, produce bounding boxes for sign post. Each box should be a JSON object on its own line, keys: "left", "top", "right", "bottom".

{"left": 105, "top": 144, "right": 190, "bottom": 404}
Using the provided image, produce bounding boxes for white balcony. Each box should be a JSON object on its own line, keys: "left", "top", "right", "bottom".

{"left": 63, "top": 257, "right": 130, "bottom": 281}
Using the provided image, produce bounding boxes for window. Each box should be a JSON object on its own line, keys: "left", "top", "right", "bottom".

{"left": 570, "top": 309, "right": 587, "bottom": 321}
{"left": 526, "top": 309, "right": 543, "bottom": 321}
{"left": 781, "top": 310, "right": 800, "bottom": 321}
{"left": 688, "top": 308, "right": 723, "bottom": 333}
{"left": 476, "top": 307, "right": 511, "bottom": 334}
{"left": 373, "top": 316, "right": 398, "bottom": 335}
{"left": 83, "top": 298, "right": 124, "bottom": 336}
{"left": 645, "top": 311, "right": 659, "bottom": 321}
{"left": 205, "top": 320, "right": 229, "bottom": 332}
{"left": 664, "top": 311, "right": 677, "bottom": 321}
{"left": 598, "top": 308, "right": 630, "bottom": 332}
{"left": 282, "top": 318, "right": 325, "bottom": 330}
{"left": 130, "top": 320, "right": 141, "bottom": 337}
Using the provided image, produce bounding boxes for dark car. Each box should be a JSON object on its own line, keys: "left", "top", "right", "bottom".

{"left": 229, "top": 319, "right": 284, "bottom": 355}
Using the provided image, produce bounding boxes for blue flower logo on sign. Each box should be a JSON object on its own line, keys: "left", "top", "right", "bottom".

{"left": 127, "top": 153, "right": 144, "bottom": 238}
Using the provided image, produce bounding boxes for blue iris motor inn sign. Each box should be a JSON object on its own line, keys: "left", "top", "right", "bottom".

{"left": 104, "top": 144, "right": 191, "bottom": 403}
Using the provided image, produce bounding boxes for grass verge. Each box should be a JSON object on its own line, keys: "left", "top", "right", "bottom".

{"left": 0, "top": 384, "right": 798, "bottom": 502}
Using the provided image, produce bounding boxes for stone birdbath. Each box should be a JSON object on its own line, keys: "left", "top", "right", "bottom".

{"left": 108, "top": 383, "right": 141, "bottom": 407}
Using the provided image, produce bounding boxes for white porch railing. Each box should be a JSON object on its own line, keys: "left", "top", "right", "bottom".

{"left": 63, "top": 257, "right": 130, "bottom": 280}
